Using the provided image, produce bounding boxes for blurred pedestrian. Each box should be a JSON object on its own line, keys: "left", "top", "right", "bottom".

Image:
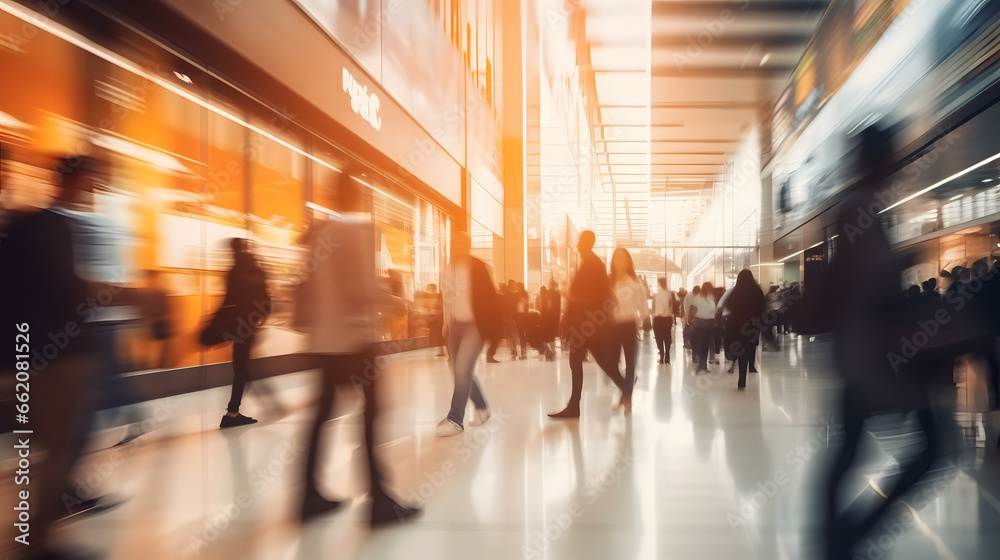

{"left": 549, "top": 231, "right": 628, "bottom": 419}
{"left": 610, "top": 248, "right": 649, "bottom": 412}
{"left": 436, "top": 232, "right": 502, "bottom": 436}
{"left": 689, "top": 282, "right": 717, "bottom": 373}
{"left": 297, "top": 177, "right": 420, "bottom": 525}
{"left": 652, "top": 277, "right": 674, "bottom": 364}
{"left": 716, "top": 269, "right": 765, "bottom": 389}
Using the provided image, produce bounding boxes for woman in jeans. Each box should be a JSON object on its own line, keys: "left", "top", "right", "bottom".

{"left": 610, "top": 249, "right": 649, "bottom": 411}
{"left": 688, "top": 281, "right": 717, "bottom": 373}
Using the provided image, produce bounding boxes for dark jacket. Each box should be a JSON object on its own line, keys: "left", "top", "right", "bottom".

{"left": 0, "top": 209, "right": 92, "bottom": 360}
{"left": 565, "top": 249, "right": 613, "bottom": 329}
{"left": 468, "top": 257, "right": 502, "bottom": 340}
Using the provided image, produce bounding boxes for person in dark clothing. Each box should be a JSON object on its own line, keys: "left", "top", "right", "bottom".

{"left": 426, "top": 283, "right": 446, "bottom": 356}
{"left": 821, "top": 125, "right": 956, "bottom": 560}
{"left": 540, "top": 281, "right": 561, "bottom": 360}
{"left": 219, "top": 237, "right": 272, "bottom": 428}
{"left": 549, "top": 230, "right": 628, "bottom": 419}
{"left": 716, "top": 269, "right": 765, "bottom": 389}
{"left": 0, "top": 156, "right": 104, "bottom": 560}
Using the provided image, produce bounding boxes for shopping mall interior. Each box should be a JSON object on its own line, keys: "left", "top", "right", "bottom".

{"left": 1, "top": 0, "right": 1000, "bottom": 559}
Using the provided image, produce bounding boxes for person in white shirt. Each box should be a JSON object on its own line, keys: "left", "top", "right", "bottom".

{"left": 683, "top": 285, "right": 700, "bottom": 351}
{"left": 688, "top": 281, "right": 718, "bottom": 373}
{"left": 652, "top": 277, "right": 674, "bottom": 364}
{"left": 436, "top": 232, "right": 502, "bottom": 436}
{"left": 610, "top": 249, "right": 649, "bottom": 411}
{"left": 297, "top": 178, "right": 419, "bottom": 526}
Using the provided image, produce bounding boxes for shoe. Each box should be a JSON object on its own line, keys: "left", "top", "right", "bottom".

{"left": 435, "top": 418, "right": 463, "bottom": 437}
{"left": 548, "top": 406, "right": 580, "bottom": 419}
{"left": 470, "top": 408, "right": 491, "bottom": 426}
{"left": 665, "top": 359, "right": 670, "bottom": 365}
{"left": 727, "top": 364, "right": 735, "bottom": 374}
{"left": 370, "top": 496, "right": 422, "bottom": 527}
{"left": 486, "top": 357, "right": 500, "bottom": 363}
{"left": 737, "top": 384, "right": 746, "bottom": 390}
{"left": 113, "top": 424, "right": 144, "bottom": 447}
{"left": 658, "top": 355, "right": 664, "bottom": 364}
{"left": 61, "top": 495, "right": 122, "bottom": 521}
{"left": 749, "top": 367, "right": 758, "bottom": 373}
{"left": 301, "top": 488, "right": 345, "bottom": 522}
{"left": 220, "top": 412, "right": 258, "bottom": 429}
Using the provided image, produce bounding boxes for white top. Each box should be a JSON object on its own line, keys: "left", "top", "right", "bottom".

{"left": 613, "top": 277, "right": 650, "bottom": 325}
{"left": 442, "top": 260, "right": 474, "bottom": 324}
{"left": 691, "top": 294, "right": 717, "bottom": 320}
{"left": 304, "top": 215, "right": 382, "bottom": 354}
{"left": 48, "top": 203, "right": 137, "bottom": 322}
{"left": 653, "top": 288, "right": 673, "bottom": 317}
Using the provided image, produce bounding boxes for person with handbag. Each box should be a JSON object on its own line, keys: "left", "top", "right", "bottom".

{"left": 217, "top": 237, "right": 271, "bottom": 428}
{"left": 435, "top": 231, "right": 502, "bottom": 436}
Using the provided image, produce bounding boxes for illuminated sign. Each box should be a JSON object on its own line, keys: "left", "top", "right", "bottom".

{"left": 342, "top": 68, "right": 381, "bottom": 131}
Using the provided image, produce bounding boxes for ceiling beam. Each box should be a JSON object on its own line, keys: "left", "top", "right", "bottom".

{"left": 653, "top": 65, "right": 794, "bottom": 78}
{"left": 652, "top": 1, "right": 829, "bottom": 18}
{"left": 652, "top": 33, "right": 813, "bottom": 49}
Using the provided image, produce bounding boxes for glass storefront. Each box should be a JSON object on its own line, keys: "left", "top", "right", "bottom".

{"left": 0, "top": 9, "right": 452, "bottom": 372}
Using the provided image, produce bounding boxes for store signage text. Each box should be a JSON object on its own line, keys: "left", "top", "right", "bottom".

{"left": 342, "top": 68, "right": 381, "bottom": 132}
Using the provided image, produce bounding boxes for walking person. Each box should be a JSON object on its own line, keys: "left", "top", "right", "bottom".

{"left": 688, "top": 282, "right": 717, "bottom": 373}
{"left": 0, "top": 155, "right": 109, "bottom": 559}
{"left": 683, "top": 285, "right": 699, "bottom": 352}
{"left": 218, "top": 237, "right": 271, "bottom": 428}
{"left": 610, "top": 249, "right": 649, "bottom": 412}
{"left": 652, "top": 277, "right": 674, "bottom": 364}
{"left": 716, "top": 270, "right": 765, "bottom": 389}
{"left": 297, "top": 177, "right": 420, "bottom": 525}
{"left": 436, "top": 232, "right": 502, "bottom": 436}
{"left": 426, "top": 283, "right": 446, "bottom": 356}
{"left": 549, "top": 230, "right": 628, "bottom": 419}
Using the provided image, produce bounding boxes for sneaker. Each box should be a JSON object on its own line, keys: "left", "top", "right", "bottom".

{"left": 371, "top": 495, "right": 422, "bottom": 527}
{"left": 220, "top": 413, "right": 258, "bottom": 429}
{"left": 435, "top": 418, "right": 463, "bottom": 437}
{"left": 470, "top": 408, "right": 492, "bottom": 426}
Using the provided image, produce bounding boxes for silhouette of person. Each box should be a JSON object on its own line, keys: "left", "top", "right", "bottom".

{"left": 652, "top": 277, "right": 674, "bottom": 364}
{"left": 689, "top": 282, "right": 717, "bottom": 373}
{"left": 716, "top": 269, "right": 765, "bottom": 389}
{"left": 425, "top": 283, "right": 446, "bottom": 356}
{"left": 549, "top": 230, "right": 628, "bottom": 418}
{"left": 297, "top": 177, "right": 420, "bottom": 525}
{"left": 822, "top": 125, "right": 949, "bottom": 559}
{"left": 218, "top": 237, "right": 271, "bottom": 428}
{"left": 435, "top": 232, "right": 502, "bottom": 436}
{"left": 610, "top": 248, "right": 649, "bottom": 412}
{"left": 0, "top": 156, "right": 105, "bottom": 560}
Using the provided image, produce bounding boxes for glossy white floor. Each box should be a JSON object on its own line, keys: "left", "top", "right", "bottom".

{"left": 4, "top": 327, "right": 1000, "bottom": 559}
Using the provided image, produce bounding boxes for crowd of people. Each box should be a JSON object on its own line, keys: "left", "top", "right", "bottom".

{"left": 4, "top": 141, "right": 999, "bottom": 560}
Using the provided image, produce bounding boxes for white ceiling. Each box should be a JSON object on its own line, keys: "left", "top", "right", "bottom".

{"left": 580, "top": 0, "right": 828, "bottom": 246}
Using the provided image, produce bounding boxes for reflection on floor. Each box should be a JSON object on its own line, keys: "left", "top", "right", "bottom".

{"left": 2, "top": 327, "right": 999, "bottom": 560}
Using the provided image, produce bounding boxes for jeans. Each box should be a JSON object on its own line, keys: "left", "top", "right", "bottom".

{"left": 693, "top": 318, "right": 715, "bottom": 370}
{"left": 614, "top": 322, "right": 638, "bottom": 399}
{"left": 447, "top": 321, "right": 489, "bottom": 426}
